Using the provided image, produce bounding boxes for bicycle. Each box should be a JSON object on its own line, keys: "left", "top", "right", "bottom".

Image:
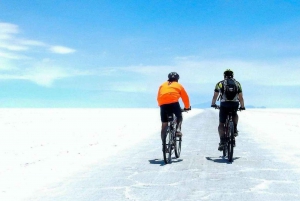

{"left": 163, "top": 108, "right": 190, "bottom": 164}
{"left": 215, "top": 105, "right": 242, "bottom": 162}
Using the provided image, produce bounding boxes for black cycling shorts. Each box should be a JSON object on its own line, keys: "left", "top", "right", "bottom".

{"left": 219, "top": 102, "right": 239, "bottom": 123}
{"left": 160, "top": 102, "right": 182, "bottom": 122}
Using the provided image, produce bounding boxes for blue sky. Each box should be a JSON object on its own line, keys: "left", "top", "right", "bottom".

{"left": 0, "top": 0, "right": 300, "bottom": 108}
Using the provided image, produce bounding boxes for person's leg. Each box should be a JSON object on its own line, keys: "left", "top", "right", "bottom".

{"left": 218, "top": 107, "right": 227, "bottom": 150}
{"left": 173, "top": 102, "right": 183, "bottom": 136}
{"left": 233, "top": 113, "right": 239, "bottom": 136}
{"left": 176, "top": 118, "right": 183, "bottom": 136}
{"left": 218, "top": 122, "right": 225, "bottom": 139}
{"left": 160, "top": 105, "right": 169, "bottom": 141}
{"left": 232, "top": 104, "right": 239, "bottom": 136}
{"left": 161, "top": 122, "right": 168, "bottom": 141}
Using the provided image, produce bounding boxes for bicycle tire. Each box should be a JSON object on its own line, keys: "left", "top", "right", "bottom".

{"left": 175, "top": 136, "right": 181, "bottom": 158}
{"left": 223, "top": 124, "right": 228, "bottom": 157}
{"left": 223, "top": 142, "right": 227, "bottom": 157}
{"left": 172, "top": 120, "right": 181, "bottom": 158}
{"left": 167, "top": 128, "right": 173, "bottom": 163}
{"left": 228, "top": 121, "right": 234, "bottom": 162}
{"left": 163, "top": 128, "right": 172, "bottom": 164}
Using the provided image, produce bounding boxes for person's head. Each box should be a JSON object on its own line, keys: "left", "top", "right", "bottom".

{"left": 168, "top": 72, "right": 180, "bottom": 82}
{"left": 223, "top": 69, "right": 234, "bottom": 78}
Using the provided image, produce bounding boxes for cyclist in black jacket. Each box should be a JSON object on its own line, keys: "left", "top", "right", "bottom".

{"left": 211, "top": 69, "right": 245, "bottom": 151}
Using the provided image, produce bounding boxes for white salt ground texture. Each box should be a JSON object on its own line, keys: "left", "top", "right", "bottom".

{"left": 0, "top": 108, "right": 201, "bottom": 200}
{"left": 238, "top": 109, "right": 300, "bottom": 169}
{"left": 1, "top": 108, "right": 300, "bottom": 201}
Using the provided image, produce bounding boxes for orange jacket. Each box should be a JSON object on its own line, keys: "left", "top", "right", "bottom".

{"left": 157, "top": 81, "right": 190, "bottom": 108}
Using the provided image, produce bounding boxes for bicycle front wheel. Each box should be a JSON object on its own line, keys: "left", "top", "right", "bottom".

{"left": 228, "top": 121, "right": 234, "bottom": 162}
{"left": 163, "top": 128, "right": 172, "bottom": 164}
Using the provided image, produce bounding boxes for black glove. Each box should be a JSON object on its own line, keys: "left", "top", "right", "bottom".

{"left": 239, "top": 107, "right": 246, "bottom": 110}
{"left": 211, "top": 104, "right": 217, "bottom": 108}
{"left": 184, "top": 106, "right": 191, "bottom": 111}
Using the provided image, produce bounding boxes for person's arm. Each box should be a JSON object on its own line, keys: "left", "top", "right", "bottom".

{"left": 180, "top": 86, "right": 190, "bottom": 109}
{"left": 211, "top": 91, "right": 219, "bottom": 106}
{"left": 238, "top": 92, "right": 245, "bottom": 108}
{"left": 211, "top": 82, "right": 220, "bottom": 106}
{"left": 237, "top": 81, "right": 245, "bottom": 108}
{"left": 157, "top": 85, "right": 162, "bottom": 106}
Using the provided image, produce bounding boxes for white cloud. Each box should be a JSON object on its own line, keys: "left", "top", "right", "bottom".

{"left": 0, "top": 22, "right": 19, "bottom": 36}
{"left": 0, "top": 51, "right": 31, "bottom": 60}
{"left": 49, "top": 46, "right": 76, "bottom": 54}
{"left": 19, "top": 39, "right": 46, "bottom": 47}
{"left": 175, "top": 58, "right": 300, "bottom": 87}
{"left": 0, "top": 58, "right": 17, "bottom": 71}
{"left": 0, "top": 43, "right": 28, "bottom": 51}
{"left": 22, "top": 61, "right": 92, "bottom": 87}
{"left": 0, "top": 21, "right": 80, "bottom": 86}
{"left": 0, "top": 67, "right": 67, "bottom": 87}
{"left": 0, "top": 59, "right": 90, "bottom": 87}
{"left": 25, "top": 66, "right": 70, "bottom": 86}
{"left": 114, "top": 58, "right": 300, "bottom": 93}
{"left": 0, "top": 22, "right": 76, "bottom": 59}
{"left": 109, "top": 82, "right": 148, "bottom": 92}
{"left": 0, "top": 23, "right": 28, "bottom": 52}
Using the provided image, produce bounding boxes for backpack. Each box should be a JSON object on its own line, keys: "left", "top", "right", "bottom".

{"left": 223, "top": 78, "right": 238, "bottom": 101}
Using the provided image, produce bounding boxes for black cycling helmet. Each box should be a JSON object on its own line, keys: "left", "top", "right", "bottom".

{"left": 224, "top": 69, "right": 234, "bottom": 78}
{"left": 168, "top": 72, "right": 180, "bottom": 81}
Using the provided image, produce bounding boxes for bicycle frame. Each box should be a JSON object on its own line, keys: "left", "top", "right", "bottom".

{"left": 224, "top": 112, "right": 233, "bottom": 138}
{"left": 163, "top": 110, "right": 187, "bottom": 164}
{"left": 162, "top": 108, "right": 189, "bottom": 164}
{"left": 214, "top": 105, "right": 237, "bottom": 162}
{"left": 214, "top": 104, "right": 244, "bottom": 162}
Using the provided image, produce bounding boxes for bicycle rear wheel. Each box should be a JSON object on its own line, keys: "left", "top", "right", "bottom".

{"left": 223, "top": 141, "right": 227, "bottom": 157}
{"left": 163, "top": 128, "right": 172, "bottom": 164}
{"left": 223, "top": 126, "right": 228, "bottom": 157}
{"left": 228, "top": 122, "right": 234, "bottom": 162}
{"left": 175, "top": 135, "right": 181, "bottom": 158}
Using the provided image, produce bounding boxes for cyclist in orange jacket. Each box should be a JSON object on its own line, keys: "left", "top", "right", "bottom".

{"left": 157, "top": 72, "right": 191, "bottom": 144}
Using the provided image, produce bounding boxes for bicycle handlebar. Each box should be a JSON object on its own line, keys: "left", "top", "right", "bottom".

{"left": 212, "top": 105, "right": 245, "bottom": 111}
{"left": 181, "top": 106, "right": 191, "bottom": 112}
